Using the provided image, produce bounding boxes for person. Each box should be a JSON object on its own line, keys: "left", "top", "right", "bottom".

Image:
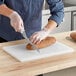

{"left": 0, "top": 0, "right": 64, "bottom": 76}
{"left": 0, "top": 0, "right": 64, "bottom": 44}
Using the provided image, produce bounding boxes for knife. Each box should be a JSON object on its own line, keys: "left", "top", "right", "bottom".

{"left": 20, "top": 27, "right": 40, "bottom": 53}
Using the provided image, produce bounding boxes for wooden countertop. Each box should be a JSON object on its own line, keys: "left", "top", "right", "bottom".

{"left": 0, "top": 31, "right": 76, "bottom": 76}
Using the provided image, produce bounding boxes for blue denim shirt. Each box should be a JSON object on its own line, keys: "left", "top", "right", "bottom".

{"left": 0, "top": 0, "right": 64, "bottom": 41}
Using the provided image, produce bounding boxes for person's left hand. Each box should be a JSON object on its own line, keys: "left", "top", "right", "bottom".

{"left": 30, "top": 20, "right": 57, "bottom": 44}
{"left": 30, "top": 28, "right": 50, "bottom": 44}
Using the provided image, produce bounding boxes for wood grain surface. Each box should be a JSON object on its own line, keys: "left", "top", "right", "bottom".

{"left": 0, "top": 31, "right": 76, "bottom": 76}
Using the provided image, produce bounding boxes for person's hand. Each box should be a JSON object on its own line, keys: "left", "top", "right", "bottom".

{"left": 9, "top": 11, "right": 24, "bottom": 32}
{"left": 30, "top": 20, "right": 57, "bottom": 44}
{"left": 30, "top": 28, "right": 50, "bottom": 44}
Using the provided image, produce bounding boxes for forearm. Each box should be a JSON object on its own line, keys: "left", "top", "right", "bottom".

{"left": 0, "top": 4, "right": 13, "bottom": 17}
{"left": 47, "top": 0, "right": 64, "bottom": 26}
{"left": 44, "top": 20, "right": 57, "bottom": 31}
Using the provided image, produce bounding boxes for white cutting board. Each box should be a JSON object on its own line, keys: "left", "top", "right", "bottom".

{"left": 3, "top": 42, "right": 74, "bottom": 62}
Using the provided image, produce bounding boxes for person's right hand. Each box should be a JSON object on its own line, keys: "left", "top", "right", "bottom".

{"left": 9, "top": 11, "right": 24, "bottom": 32}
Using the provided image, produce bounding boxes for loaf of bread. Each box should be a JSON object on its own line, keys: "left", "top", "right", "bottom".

{"left": 26, "top": 37, "right": 56, "bottom": 50}
{"left": 70, "top": 32, "right": 76, "bottom": 41}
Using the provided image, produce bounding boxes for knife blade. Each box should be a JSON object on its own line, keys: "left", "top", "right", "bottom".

{"left": 20, "top": 29, "right": 40, "bottom": 53}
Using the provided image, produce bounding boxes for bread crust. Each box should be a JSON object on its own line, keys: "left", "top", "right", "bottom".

{"left": 26, "top": 37, "right": 56, "bottom": 50}
{"left": 70, "top": 32, "right": 76, "bottom": 41}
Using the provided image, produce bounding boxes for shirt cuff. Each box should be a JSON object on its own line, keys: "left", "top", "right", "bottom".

{"left": 48, "top": 13, "right": 64, "bottom": 27}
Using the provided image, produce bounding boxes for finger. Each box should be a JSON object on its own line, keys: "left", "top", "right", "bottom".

{"left": 18, "top": 25, "right": 22, "bottom": 32}
{"left": 30, "top": 32, "right": 38, "bottom": 39}
{"left": 12, "top": 23, "right": 18, "bottom": 32}
{"left": 35, "top": 38, "right": 41, "bottom": 44}
{"left": 35, "top": 36, "right": 43, "bottom": 44}
{"left": 32, "top": 32, "right": 38, "bottom": 37}
{"left": 32, "top": 36, "right": 37, "bottom": 44}
{"left": 30, "top": 34, "right": 38, "bottom": 43}
{"left": 21, "top": 21, "right": 24, "bottom": 32}
{"left": 33, "top": 36, "right": 40, "bottom": 44}
{"left": 30, "top": 33, "right": 38, "bottom": 41}
{"left": 15, "top": 25, "right": 19, "bottom": 32}
{"left": 21, "top": 20, "right": 24, "bottom": 27}
{"left": 16, "top": 22, "right": 22, "bottom": 32}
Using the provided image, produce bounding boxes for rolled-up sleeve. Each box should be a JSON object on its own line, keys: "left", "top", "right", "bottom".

{"left": 0, "top": 0, "right": 4, "bottom": 5}
{"left": 46, "top": 0, "right": 64, "bottom": 26}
